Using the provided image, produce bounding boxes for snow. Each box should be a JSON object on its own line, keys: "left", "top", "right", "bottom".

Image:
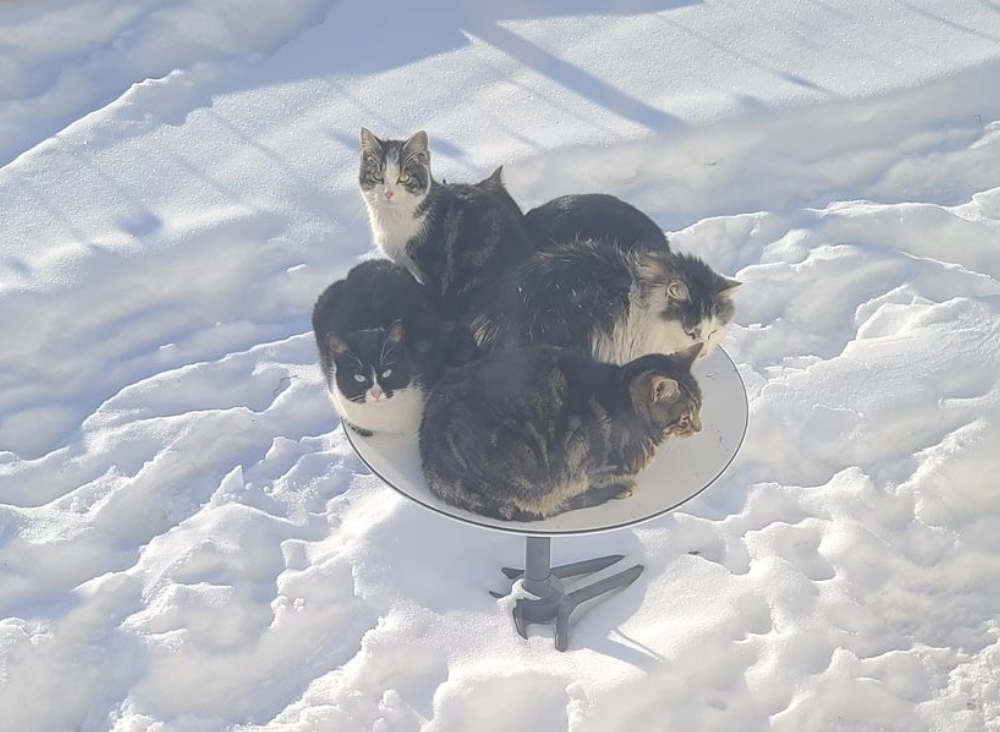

{"left": 2, "top": 0, "right": 1000, "bottom": 730}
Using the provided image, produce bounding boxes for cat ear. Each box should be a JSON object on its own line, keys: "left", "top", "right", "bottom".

{"left": 717, "top": 277, "right": 742, "bottom": 301}
{"left": 650, "top": 376, "right": 679, "bottom": 402}
{"left": 403, "top": 130, "right": 430, "bottom": 164}
{"left": 485, "top": 165, "right": 504, "bottom": 187}
{"left": 666, "top": 279, "right": 689, "bottom": 302}
{"left": 386, "top": 319, "right": 406, "bottom": 346}
{"left": 360, "top": 127, "right": 382, "bottom": 154}
{"left": 326, "top": 333, "right": 350, "bottom": 357}
{"left": 673, "top": 342, "right": 703, "bottom": 369}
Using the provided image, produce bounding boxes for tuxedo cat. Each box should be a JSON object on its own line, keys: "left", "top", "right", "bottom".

{"left": 525, "top": 193, "right": 670, "bottom": 253}
{"left": 312, "top": 259, "right": 448, "bottom": 436}
{"left": 471, "top": 239, "right": 740, "bottom": 365}
{"left": 420, "top": 344, "right": 703, "bottom": 521}
{"left": 358, "top": 129, "right": 534, "bottom": 313}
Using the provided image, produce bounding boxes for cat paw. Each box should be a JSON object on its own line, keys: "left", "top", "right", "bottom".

{"left": 612, "top": 480, "right": 638, "bottom": 499}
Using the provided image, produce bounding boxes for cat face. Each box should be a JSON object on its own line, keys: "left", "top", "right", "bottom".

{"left": 325, "top": 321, "right": 415, "bottom": 405}
{"left": 638, "top": 252, "right": 741, "bottom": 357}
{"left": 359, "top": 128, "right": 432, "bottom": 211}
{"left": 626, "top": 344, "right": 704, "bottom": 436}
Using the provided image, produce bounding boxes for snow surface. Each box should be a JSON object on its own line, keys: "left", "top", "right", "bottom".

{"left": 2, "top": 0, "right": 1000, "bottom": 730}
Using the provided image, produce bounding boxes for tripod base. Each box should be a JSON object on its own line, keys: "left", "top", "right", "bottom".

{"left": 493, "top": 536, "right": 644, "bottom": 651}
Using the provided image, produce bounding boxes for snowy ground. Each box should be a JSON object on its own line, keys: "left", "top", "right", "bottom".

{"left": 2, "top": 1, "right": 1000, "bottom": 730}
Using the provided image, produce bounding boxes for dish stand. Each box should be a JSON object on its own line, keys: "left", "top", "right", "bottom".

{"left": 491, "top": 536, "right": 643, "bottom": 651}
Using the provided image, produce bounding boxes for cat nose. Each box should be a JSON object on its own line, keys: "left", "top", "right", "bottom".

{"left": 371, "top": 387, "right": 384, "bottom": 400}
{"left": 383, "top": 189, "right": 394, "bottom": 200}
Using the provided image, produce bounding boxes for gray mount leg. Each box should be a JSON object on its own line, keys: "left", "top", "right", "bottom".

{"left": 496, "top": 536, "right": 644, "bottom": 651}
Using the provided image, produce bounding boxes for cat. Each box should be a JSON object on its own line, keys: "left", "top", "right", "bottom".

{"left": 524, "top": 193, "right": 670, "bottom": 253}
{"left": 470, "top": 239, "right": 741, "bottom": 365}
{"left": 312, "top": 258, "right": 449, "bottom": 436}
{"left": 358, "top": 128, "right": 534, "bottom": 313}
{"left": 420, "top": 344, "right": 704, "bottom": 521}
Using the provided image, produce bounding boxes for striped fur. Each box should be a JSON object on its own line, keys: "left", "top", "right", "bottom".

{"left": 420, "top": 345, "right": 703, "bottom": 521}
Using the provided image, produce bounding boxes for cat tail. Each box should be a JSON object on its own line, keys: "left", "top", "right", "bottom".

{"left": 562, "top": 482, "right": 630, "bottom": 511}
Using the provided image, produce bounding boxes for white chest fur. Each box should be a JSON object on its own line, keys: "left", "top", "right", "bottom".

{"left": 364, "top": 197, "right": 425, "bottom": 251}
{"left": 362, "top": 198, "right": 427, "bottom": 281}
{"left": 361, "top": 162, "right": 429, "bottom": 283}
{"left": 330, "top": 384, "right": 425, "bottom": 436}
{"left": 590, "top": 283, "right": 694, "bottom": 365}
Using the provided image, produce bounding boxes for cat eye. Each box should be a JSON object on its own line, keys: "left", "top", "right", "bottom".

{"left": 353, "top": 374, "right": 366, "bottom": 382}
{"left": 381, "top": 369, "right": 393, "bottom": 378}
{"left": 398, "top": 173, "right": 411, "bottom": 183}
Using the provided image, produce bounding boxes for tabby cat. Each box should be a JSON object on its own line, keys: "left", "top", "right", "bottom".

{"left": 420, "top": 344, "right": 704, "bottom": 521}
{"left": 471, "top": 239, "right": 740, "bottom": 365}
{"left": 524, "top": 193, "right": 670, "bottom": 253}
{"left": 312, "top": 259, "right": 448, "bottom": 436}
{"left": 358, "top": 129, "right": 534, "bottom": 313}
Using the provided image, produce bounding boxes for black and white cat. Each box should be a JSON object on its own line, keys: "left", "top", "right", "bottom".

{"left": 420, "top": 344, "right": 704, "bottom": 521}
{"left": 312, "top": 258, "right": 448, "bottom": 436}
{"left": 524, "top": 193, "right": 670, "bottom": 253}
{"left": 358, "top": 128, "right": 534, "bottom": 312}
{"left": 471, "top": 239, "right": 741, "bottom": 365}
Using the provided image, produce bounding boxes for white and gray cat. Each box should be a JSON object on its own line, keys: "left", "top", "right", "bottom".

{"left": 471, "top": 238, "right": 741, "bottom": 365}
{"left": 358, "top": 128, "right": 534, "bottom": 314}
{"left": 420, "top": 344, "right": 704, "bottom": 521}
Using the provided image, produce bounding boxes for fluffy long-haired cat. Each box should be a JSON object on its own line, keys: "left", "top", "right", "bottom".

{"left": 525, "top": 193, "right": 670, "bottom": 253}
{"left": 420, "top": 344, "right": 704, "bottom": 521}
{"left": 358, "top": 129, "right": 534, "bottom": 312}
{"left": 312, "top": 259, "right": 448, "bottom": 436}
{"left": 471, "top": 239, "right": 741, "bottom": 365}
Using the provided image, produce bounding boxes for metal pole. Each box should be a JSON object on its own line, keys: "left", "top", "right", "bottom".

{"left": 522, "top": 536, "right": 552, "bottom": 594}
